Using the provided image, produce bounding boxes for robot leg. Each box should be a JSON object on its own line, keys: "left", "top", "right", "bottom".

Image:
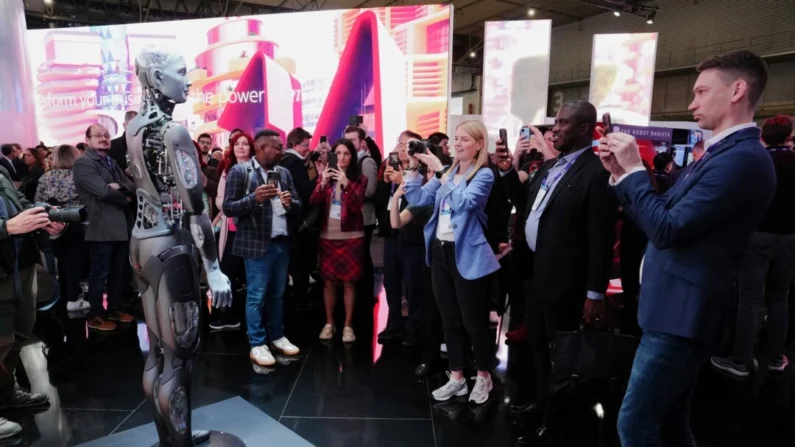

{"left": 137, "top": 264, "right": 171, "bottom": 446}
{"left": 153, "top": 246, "right": 202, "bottom": 447}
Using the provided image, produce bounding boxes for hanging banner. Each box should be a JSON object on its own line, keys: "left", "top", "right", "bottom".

{"left": 589, "top": 32, "right": 658, "bottom": 126}
{"left": 482, "top": 20, "right": 551, "bottom": 151}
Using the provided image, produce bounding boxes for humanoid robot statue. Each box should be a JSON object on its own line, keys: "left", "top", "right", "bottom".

{"left": 125, "top": 46, "right": 241, "bottom": 446}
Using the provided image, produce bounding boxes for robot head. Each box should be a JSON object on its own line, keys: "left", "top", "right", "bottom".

{"left": 135, "top": 46, "right": 191, "bottom": 104}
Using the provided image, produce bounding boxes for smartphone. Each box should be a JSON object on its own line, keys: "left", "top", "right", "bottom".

{"left": 498, "top": 128, "right": 509, "bottom": 158}
{"left": 602, "top": 112, "right": 613, "bottom": 134}
{"left": 348, "top": 115, "right": 363, "bottom": 126}
{"left": 520, "top": 126, "right": 531, "bottom": 140}
{"left": 266, "top": 171, "right": 281, "bottom": 188}
{"left": 328, "top": 152, "right": 338, "bottom": 170}
{"left": 320, "top": 135, "right": 327, "bottom": 144}
{"left": 388, "top": 153, "right": 400, "bottom": 170}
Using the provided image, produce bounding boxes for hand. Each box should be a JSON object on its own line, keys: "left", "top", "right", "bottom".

{"left": 255, "top": 184, "right": 278, "bottom": 203}
{"left": 498, "top": 242, "right": 510, "bottom": 253}
{"left": 515, "top": 136, "right": 532, "bottom": 155}
{"left": 394, "top": 182, "right": 406, "bottom": 199}
{"left": 320, "top": 167, "right": 331, "bottom": 187}
{"left": 495, "top": 140, "right": 513, "bottom": 172}
{"left": 207, "top": 270, "right": 233, "bottom": 308}
{"left": 582, "top": 299, "right": 605, "bottom": 325}
{"left": 44, "top": 221, "right": 66, "bottom": 236}
{"left": 527, "top": 126, "right": 554, "bottom": 159}
{"left": 335, "top": 169, "right": 349, "bottom": 188}
{"left": 108, "top": 183, "right": 120, "bottom": 190}
{"left": 605, "top": 131, "right": 642, "bottom": 178}
{"left": 6, "top": 207, "right": 50, "bottom": 235}
{"left": 384, "top": 165, "right": 395, "bottom": 183}
{"left": 280, "top": 191, "right": 292, "bottom": 207}
{"left": 415, "top": 152, "right": 443, "bottom": 173}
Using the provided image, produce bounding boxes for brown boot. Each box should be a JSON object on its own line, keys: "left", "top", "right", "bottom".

{"left": 108, "top": 311, "right": 135, "bottom": 324}
{"left": 87, "top": 317, "right": 117, "bottom": 331}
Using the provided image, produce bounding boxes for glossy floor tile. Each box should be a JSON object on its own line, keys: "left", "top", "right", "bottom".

{"left": 3, "top": 253, "right": 794, "bottom": 447}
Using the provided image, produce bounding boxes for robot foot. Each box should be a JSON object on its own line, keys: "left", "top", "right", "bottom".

{"left": 151, "top": 430, "right": 245, "bottom": 447}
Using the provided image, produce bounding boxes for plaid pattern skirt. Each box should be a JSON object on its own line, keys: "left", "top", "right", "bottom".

{"left": 319, "top": 237, "right": 364, "bottom": 282}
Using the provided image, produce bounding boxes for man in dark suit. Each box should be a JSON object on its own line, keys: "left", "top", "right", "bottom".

{"left": 600, "top": 50, "right": 776, "bottom": 446}
{"left": 109, "top": 111, "right": 138, "bottom": 171}
{"left": 282, "top": 127, "right": 319, "bottom": 311}
{"left": 497, "top": 101, "right": 618, "bottom": 441}
{"left": 0, "top": 144, "right": 26, "bottom": 183}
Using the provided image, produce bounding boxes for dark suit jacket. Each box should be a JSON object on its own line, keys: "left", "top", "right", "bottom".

{"left": 615, "top": 127, "right": 776, "bottom": 344}
{"left": 110, "top": 133, "right": 128, "bottom": 171}
{"left": 222, "top": 161, "right": 302, "bottom": 259}
{"left": 0, "top": 158, "right": 17, "bottom": 182}
{"left": 73, "top": 149, "right": 135, "bottom": 242}
{"left": 12, "top": 159, "right": 28, "bottom": 182}
{"left": 503, "top": 149, "right": 618, "bottom": 307}
{"left": 280, "top": 152, "right": 316, "bottom": 228}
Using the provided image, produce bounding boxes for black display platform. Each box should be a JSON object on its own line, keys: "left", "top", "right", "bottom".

{"left": 76, "top": 397, "right": 313, "bottom": 447}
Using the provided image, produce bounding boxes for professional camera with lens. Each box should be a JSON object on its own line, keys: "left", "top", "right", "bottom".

{"left": 407, "top": 139, "right": 441, "bottom": 158}
{"left": 34, "top": 203, "right": 88, "bottom": 224}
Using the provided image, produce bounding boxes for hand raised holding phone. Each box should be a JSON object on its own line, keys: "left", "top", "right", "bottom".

{"left": 255, "top": 184, "right": 278, "bottom": 203}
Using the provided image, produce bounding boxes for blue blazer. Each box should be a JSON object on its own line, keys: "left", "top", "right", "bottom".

{"left": 403, "top": 165, "right": 500, "bottom": 280}
{"left": 614, "top": 127, "right": 776, "bottom": 344}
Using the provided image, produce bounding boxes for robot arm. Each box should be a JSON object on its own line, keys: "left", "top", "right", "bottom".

{"left": 163, "top": 123, "right": 232, "bottom": 308}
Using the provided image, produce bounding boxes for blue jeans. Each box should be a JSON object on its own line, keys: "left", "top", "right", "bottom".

{"left": 618, "top": 330, "right": 712, "bottom": 447}
{"left": 244, "top": 240, "right": 291, "bottom": 347}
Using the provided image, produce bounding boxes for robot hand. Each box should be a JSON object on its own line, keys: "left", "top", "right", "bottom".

{"left": 207, "top": 270, "right": 233, "bottom": 308}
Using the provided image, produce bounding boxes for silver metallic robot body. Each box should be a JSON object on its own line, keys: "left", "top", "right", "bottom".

{"left": 127, "top": 47, "right": 232, "bottom": 447}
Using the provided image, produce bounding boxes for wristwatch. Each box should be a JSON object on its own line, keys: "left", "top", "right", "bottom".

{"left": 435, "top": 171, "right": 443, "bottom": 179}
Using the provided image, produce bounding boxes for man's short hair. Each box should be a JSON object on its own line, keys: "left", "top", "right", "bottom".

{"left": 697, "top": 50, "right": 768, "bottom": 106}
{"left": 427, "top": 132, "right": 448, "bottom": 143}
{"left": 761, "top": 115, "right": 793, "bottom": 147}
{"left": 1, "top": 144, "right": 14, "bottom": 157}
{"left": 343, "top": 126, "right": 366, "bottom": 140}
{"left": 198, "top": 133, "right": 212, "bottom": 141}
{"left": 693, "top": 140, "right": 705, "bottom": 151}
{"left": 286, "top": 127, "right": 312, "bottom": 148}
{"left": 76, "top": 143, "right": 86, "bottom": 151}
{"left": 563, "top": 100, "right": 597, "bottom": 131}
{"left": 653, "top": 152, "right": 674, "bottom": 171}
{"left": 254, "top": 129, "right": 281, "bottom": 141}
{"left": 124, "top": 110, "right": 138, "bottom": 122}
{"left": 401, "top": 130, "right": 422, "bottom": 141}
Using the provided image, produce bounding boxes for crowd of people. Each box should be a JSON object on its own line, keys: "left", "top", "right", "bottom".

{"left": 0, "top": 48, "right": 792, "bottom": 445}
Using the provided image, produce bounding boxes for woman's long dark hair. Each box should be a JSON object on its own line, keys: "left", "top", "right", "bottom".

{"left": 331, "top": 139, "right": 361, "bottom": 181}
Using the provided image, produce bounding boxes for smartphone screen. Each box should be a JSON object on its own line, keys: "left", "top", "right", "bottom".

{"left": 498, "top": 128, "right": 509, "bottom": 156}
{"left": 389, "top": 153, "right": 400, "bottom": 169}
{"left": 602, "top": 113, "right": 613, "bottom": 134}
{"left": 520, "top": 126, "right": 530, "bottom": 140}
{"left": 267, "top": 171, "right": 281, "bottom": 188}
{"left": 328, "top": 152, "right": 338, "bottom": 170}
{"left": 320, "top": 136, "right": 327, "bottom": 144}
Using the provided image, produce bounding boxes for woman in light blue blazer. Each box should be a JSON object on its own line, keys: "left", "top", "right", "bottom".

{"left": 403, "top": 120, "right": 500, "bottom": 405}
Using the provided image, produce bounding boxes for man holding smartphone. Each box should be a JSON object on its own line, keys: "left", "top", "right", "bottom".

{"left": 223, "top": 129, "right": 302, "bottom": 367}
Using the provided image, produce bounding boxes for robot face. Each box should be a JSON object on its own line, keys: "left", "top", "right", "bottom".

{"left": 154, "top": 54, "right": 191, "bottom": 104}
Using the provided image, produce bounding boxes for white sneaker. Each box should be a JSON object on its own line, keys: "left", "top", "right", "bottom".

{"left": 342, "top": 327, "right": 356, "bottom": 343}
{"left": 249, "top": 345, "right": 275, "bottom": 366}
{"left": 66, "top": 298, "right": 90, "bottom": 312}
{"left": 440, "top": 343, "right": 448, "bottom": 354}
{"left": 319, "top": 324, "right": 335, "bottom": 340}
{"left": 469, "top": 375, "right": 493, "bottom": 405}
{"left": 271, "top": 337, "right": 300, "bottom": 356}
{"left": 432, "top": 372, "right": 468, "bottom": 402}
{"left": 0, "top": 417, "right": 22, "bottom": 439}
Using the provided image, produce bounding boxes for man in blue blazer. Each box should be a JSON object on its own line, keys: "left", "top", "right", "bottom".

{"left": 600, "top": 50, "right": 776, "bottom": 446}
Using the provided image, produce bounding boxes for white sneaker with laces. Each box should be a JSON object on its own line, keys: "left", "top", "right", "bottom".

{"left": 0, "top": 417, "right": 21, "bottom": 440}
{"left": 319, "top": 324, "right": 335, "bottom": 340}
{"left": 432, "top": 372, "right": 468, "bottom": 401}
{"left": 250, "top": 345, "right": 275, "bottom": 366}
{"left": 469, "top": 375, "right": 493, "bottom": 405}
{"left": 271, "top": 337, "right": 300, "bottom": 356}
{"left": 66, "top": 298, "right": 90, "bottom": 312}
{"left": 342, "top": 327, "right": 356, "bottom": 343}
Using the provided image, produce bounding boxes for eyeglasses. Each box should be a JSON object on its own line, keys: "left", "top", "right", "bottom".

{"left": 91, "top": 134, "right": 111, "bottom": 139}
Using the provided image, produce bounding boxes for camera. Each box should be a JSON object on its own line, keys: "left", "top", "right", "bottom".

{"left": 407, "top": 139, "right": 440, "bottom": 157}
{"left": 34, "top": 203, "right": 88, "bottom": 224}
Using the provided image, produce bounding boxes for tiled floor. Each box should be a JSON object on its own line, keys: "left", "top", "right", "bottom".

{"left": 5, "top": 248, "right": 795, "bottom": 446}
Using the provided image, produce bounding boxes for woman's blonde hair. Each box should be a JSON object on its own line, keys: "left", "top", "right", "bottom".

{"left": 447, "top": 120, "right": 489, "bottom": 182}
{"left": 52, "top": 144, "right": 80, "bottom": 170}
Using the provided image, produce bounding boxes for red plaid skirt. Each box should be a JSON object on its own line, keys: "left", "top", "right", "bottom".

{"left": 319, "top": 237, "right": 364, "bottom": 282}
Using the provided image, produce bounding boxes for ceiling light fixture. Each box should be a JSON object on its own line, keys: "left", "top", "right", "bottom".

{"left": 469, "top": 51, "right": 477, "bottom": 59}
{"left": 613, "top": 10, "right": 621, "bottom": 17}
{"left": 646, "top": 10, "right": 656, "bottom": 24}
{"left": 528, "top": 8, "right": 536, "bottom": 17}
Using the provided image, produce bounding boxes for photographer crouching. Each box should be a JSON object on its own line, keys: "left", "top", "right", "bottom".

{"left": 0, "top": 165, "right": 65, "bottom": 439}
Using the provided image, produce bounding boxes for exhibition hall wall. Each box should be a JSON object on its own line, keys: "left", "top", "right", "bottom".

{"left": 25, "top": 5, "right": 453, "bottom": 150}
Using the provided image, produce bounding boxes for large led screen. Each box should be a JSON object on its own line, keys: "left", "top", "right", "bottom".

{"left": 25, "top": 6, "right": 453, "bottom": 151}
{"left": 589, "top": 33, "right": 658, "bottom": 126}
{"left": 482, "top": 20, "right": 551, "bottom": 151}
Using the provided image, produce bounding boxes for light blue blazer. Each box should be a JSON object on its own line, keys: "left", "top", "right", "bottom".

{"left": 403, "top": 165, "right": 500, "bottom": 280}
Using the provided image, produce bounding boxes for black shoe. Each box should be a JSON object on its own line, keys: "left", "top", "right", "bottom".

{"left": 515, "top": 424, "right": 562, "bottom": 446}
{"left": 402, "top": 331, "right": 418, "bottom": 348}
{"left": 508, "top": 402, "right": 543, "bottom": 419}
{"left": 377, "top": 327, "right": 404, "bottom": 344}
{"left": 415, "top": 362, "right": 432, "bottom": 377}
{"left": 0, "top": 388, "right": 50, "bottom": 412}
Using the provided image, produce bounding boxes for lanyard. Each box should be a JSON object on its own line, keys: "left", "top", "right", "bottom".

{"left": 540, "top": 157, "right": 577, "bottom": 190}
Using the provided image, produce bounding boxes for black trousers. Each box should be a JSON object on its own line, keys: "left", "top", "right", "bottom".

{"left": 421, "top": 263, "right": 443, "bottom": 363}
{"left": 431, "top": 240, "right": 494, "bottom": 372}
{"left": 526, "top": 290, "right": 583, "bottom": 405}
{"left": 358, "top": 225, "right": 376, "bottom": 302}
{"left": 289, "top": 227, "right": 319, "bottom": 307}
{"left": 383, "top": 235, "right": 424, "bottom": 332}
{"left": 86, "top": 241, "right": 129, "bottom": 318}
{"left": 52, "top": 224, "right": 89, "bottom": 303}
